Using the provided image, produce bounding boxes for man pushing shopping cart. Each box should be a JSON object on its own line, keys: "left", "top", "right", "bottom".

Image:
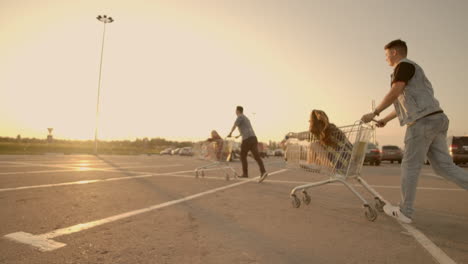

{"left": 361, "top": 39, "right": 468, "bottom": 223}
{"left": 227, "top": 106, "right": 269, "bottom": 183}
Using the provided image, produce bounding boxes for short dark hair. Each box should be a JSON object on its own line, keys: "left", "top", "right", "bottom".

{"left": 384, "top": 39, "right": 408, "bottom": 57}
{"left": 236, "top": 106, "right": 243, "bottom": 113}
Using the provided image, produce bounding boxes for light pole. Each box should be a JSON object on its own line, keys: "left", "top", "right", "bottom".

{"left": 94, "top": 15, "right": 114, "bottom": 155}
{"left": 371, "top": 100, "right": 377, "bottom": 145}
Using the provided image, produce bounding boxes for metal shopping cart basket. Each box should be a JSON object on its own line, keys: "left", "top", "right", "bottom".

{"left": 285, "top": 121, "right": 386, "bottom": 221}
{"left": 193, "top": 139, "right": 239, "bottom": 180}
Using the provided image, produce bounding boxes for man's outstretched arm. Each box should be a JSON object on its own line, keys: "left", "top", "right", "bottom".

{"left": 227, "top": 125, "right": 236, "bottom": 137}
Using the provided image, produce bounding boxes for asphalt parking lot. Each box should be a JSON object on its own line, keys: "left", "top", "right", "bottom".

{"left": 0, "top": 155, "right": 467, "bottom": 264}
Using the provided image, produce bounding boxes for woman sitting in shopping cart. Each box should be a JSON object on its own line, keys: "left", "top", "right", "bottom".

{"left": 308, "top": 110, "right": 353, "bottom": 171}
{"left": 306, "top": 110, "right": 353, "bottom": 173}
{"left": 206, "top": 130, "right": 224, "bottom": 160}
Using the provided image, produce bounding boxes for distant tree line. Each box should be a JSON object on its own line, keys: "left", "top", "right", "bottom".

{"left": 0, "top": 136, "right": 284, "bottom": 155}
{"left": 0, "top": 136, "right": 193, "bottom": 148}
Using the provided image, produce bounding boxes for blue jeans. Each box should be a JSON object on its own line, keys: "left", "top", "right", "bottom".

{"left": 400, "top": 113, "right": 468, "bottom": 217}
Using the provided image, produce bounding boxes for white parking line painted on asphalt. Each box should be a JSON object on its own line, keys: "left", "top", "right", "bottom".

{"left": 1, "top": 161, "right": 94, "bottom": 169}
{"left": 0, "top": 169, "right": 87, "bottom": 176}
{"left": 96, "top": 166, "right": 235, "bottom": 177}
{"left": 0, "top": 161, "right": 151, "bottom": 170}
{"left": 341, "top": 182, "right": 459, "bottom": 264}
{"left": 3, "top": 169, "right": 288, "bottom": 252}
{"left": 0, "top": 164, "right": 184, "bottom": 176}
{"left": 0, "top": 175, "right": 151, "bottom": 192}
{"left": 358, "top": 184, "right": 464, "bottom": 192}
{"left": 399, "top": 223, "right": 457, "bottom": 264}
{"left": 2, "top": 170, "right": 462, "bottom": 193}
{"left": 0, "top": 164, "right": 48, "bottom": 168}
{"left": 0, "top": 161, "right": 136, "bottom": 167}
{"left": 92, "top": 164, "right": 184, "bottom": 172}
{"left": 263, "top": 179, "right": 465, "bottom": 192}
{"left": 422, "top": 173, "right": 444, "bottom": 180}
{"left": 0, "top": 167, "right": 232, "bottom": 193}
{"left": 1, "top": 161, "right": 135, "bottom": 165}
{"left": 262, "top": 161, "right": 286, "bottom": 166}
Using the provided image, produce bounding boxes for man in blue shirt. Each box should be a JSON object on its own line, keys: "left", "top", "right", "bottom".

{"left": 228, "top": 106, "right": 268, "bottom": 183}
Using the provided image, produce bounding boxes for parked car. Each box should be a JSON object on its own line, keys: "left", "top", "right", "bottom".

{"left": 274, "top": 149, "right": 285, "bottom": 157}
{"left": 160, "top": 148, "right": 173, "bottom": 155}
{"left": 258, "top": 142, "right": 269, "bottom": 158}
{"left": 267, "top": 149, "right": 275, "bottom": 157}
{"left": 231, "top": 142, "right": 241, "bottom": 156}
{"left": 179, "top": 147, "right": 193, "bottom": 156}
{"left": 364, "top": 143, "right": 381, "bottom": 166}
{"left": 247, "top": 143, "right": 269, "bottom": 158}
{"left": 425, "top": 136, "right": 468, "bottom": 165}
{"left": 381, "top": 145, "right": 403, "bottom": 164}
{"left": 171, "top": 148, "right": 181, "bottom": 155}
{"left": 448, "top": 136, "right": 468, "bottom": 165}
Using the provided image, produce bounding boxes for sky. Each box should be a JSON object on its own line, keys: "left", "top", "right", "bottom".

{"left": 1, "top": 0, "right": 467, "bottom": 146}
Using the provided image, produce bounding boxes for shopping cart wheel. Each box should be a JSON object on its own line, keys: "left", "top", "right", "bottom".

{"left": 374, "top": 198, "right": 385, "bottom": 213}
{"left": 291, "top": 195, "right": 301, "bottom": 208}
{"left": 201, "top": 171, "right": 205, "bottom": 177}
{"left": 302, "top": 192, "right": 311, "bottom": 205}
{"left": 195, "top": 171, "right": 199, "bottom": 178}
{"left": 225, "top": 174, "right": 230, "bottom": 181}
{"left": 364, "top": 205, "right": 377, "bottom": 222}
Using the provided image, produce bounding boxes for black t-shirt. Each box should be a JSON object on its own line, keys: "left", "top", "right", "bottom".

{"left": 391, "top": 62, "right": 416, "bottom": 85}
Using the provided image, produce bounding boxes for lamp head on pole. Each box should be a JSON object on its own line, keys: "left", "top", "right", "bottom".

{"left": 97, "top": 15, "right": 114, "bottom": 23}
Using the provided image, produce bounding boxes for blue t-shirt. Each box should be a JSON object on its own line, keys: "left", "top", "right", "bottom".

{"left": 234, "top": 114, "right": 256, "bottom": 140}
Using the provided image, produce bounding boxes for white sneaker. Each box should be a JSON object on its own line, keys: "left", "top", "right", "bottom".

{"left": 383, "top": 204, "right": 412, "bottom": 224}
{"left": 258, "top": 172, "right": 269, "bottom": 183}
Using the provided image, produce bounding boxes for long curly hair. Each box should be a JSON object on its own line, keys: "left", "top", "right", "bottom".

{"left": 309, "top": 110, "right": 339, "bottom": 148}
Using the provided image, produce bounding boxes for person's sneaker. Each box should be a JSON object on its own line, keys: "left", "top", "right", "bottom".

{"left": 383, "top": 204, "right": 412, "bottom": 224}
{"left": 258, "top": 172, "right": 269, "bottom": 183}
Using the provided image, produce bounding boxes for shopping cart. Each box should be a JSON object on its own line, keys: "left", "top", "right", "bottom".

{"left": 193, "top": 139, "right": 239, "bottom": 180}
{"left": 285, "top": 121, "right": 387, "bottom": 221}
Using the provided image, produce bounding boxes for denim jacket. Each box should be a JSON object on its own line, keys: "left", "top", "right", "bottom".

{"left": 393, "top": 58, "right": 442, "bottom": 126}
